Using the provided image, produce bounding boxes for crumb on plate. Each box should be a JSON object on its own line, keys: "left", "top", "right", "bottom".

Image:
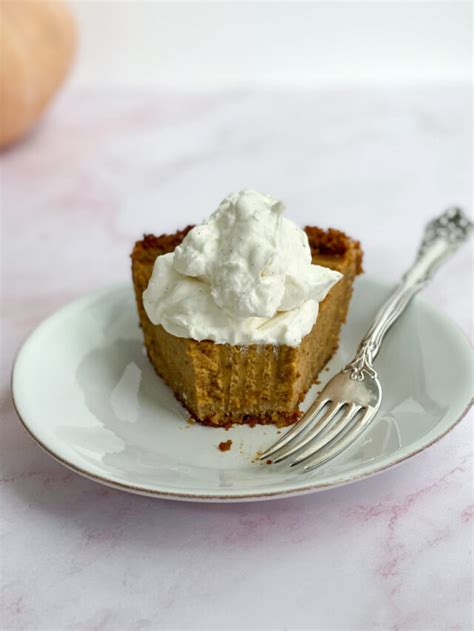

{"left": 218, "top": 439, "right": 233, "bottom": 452}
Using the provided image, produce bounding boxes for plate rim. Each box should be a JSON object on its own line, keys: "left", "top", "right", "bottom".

{"left": 10, "top": 282, "right": 474, "bottom": 503}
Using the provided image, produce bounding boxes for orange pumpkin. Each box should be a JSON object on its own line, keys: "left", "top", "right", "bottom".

{"left": 0, "top": 0, "right": 77, "bottom": 147}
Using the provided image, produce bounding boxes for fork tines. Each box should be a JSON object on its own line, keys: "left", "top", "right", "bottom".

{"left": 260, "top": 396, "right": 376, "bottom": 471}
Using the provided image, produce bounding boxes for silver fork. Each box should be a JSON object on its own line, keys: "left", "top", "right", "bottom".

{"left": 260, "top": 208, "right": 473, "bottom": 472}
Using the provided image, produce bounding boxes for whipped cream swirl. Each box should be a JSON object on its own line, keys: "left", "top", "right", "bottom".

{"left": 143, "top": 190, "right": 342, "bottom": 346}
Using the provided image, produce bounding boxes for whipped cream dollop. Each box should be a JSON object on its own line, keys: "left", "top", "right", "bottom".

{"left": 143, "top": 190, "right": 342, "bottom": 346}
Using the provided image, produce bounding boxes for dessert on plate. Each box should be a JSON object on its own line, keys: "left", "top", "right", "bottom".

{"left": 131, "top": 190, "right": 362, "bottom": 427}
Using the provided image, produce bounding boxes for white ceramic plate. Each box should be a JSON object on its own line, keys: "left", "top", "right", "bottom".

{"left": 12, "top": 278, "right": 472, "bottom": 502}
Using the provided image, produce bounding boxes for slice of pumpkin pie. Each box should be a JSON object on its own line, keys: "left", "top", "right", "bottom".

{"left": 131, "top": 190, "right": 362, "bottom": 427}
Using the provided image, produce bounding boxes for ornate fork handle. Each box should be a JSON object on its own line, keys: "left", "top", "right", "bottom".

{"left": 346, "top": 208, "right": 473, "bottom": 381}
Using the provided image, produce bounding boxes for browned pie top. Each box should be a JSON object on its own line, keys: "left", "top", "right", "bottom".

{"left": 132, "top": 225, "right": 363, "bottom": 275}
{"left": 305, "top": 227, "right": 358, "bottom": 257}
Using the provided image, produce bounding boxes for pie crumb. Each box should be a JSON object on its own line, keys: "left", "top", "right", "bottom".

{"left": 218, "top": 439, "right": 233, "bottom": 452}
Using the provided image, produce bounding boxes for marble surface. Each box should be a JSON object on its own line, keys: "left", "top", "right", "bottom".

{"left": 1, "top": 86, "right": 472, "bottom": 630}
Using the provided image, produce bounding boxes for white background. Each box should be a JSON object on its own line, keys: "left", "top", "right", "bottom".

{"left": 70, "top": 1, "right": 472, "bottom": 88}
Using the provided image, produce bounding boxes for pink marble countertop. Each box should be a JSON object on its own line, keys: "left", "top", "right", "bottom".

{"left": 1, "top": 86, "right": 472, "bottom": 630}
